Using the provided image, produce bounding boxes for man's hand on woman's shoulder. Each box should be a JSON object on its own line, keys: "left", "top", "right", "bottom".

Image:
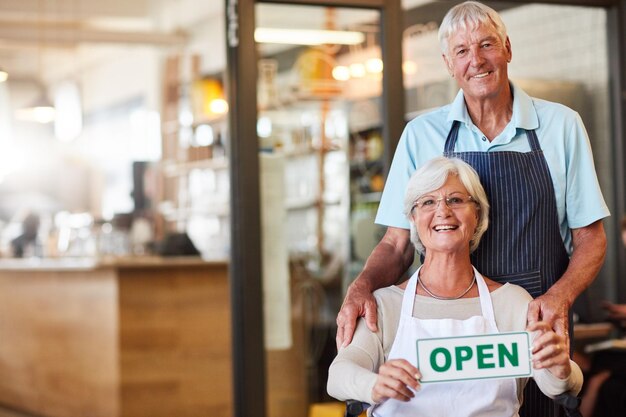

{"left": 336, "top": 280, "right": 379, "bottom": 349}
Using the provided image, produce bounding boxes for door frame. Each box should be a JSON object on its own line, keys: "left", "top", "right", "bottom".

{"left": 225, "top": 1, "right": 403, "bottom": 416}
{"left": 225, "top": 1, "right": 626, "bottom": 416}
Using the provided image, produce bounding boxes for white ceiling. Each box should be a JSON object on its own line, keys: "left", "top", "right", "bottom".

{"left": 0, "top": 0, "right": 222, "bottom": 81}
{"left": 0, "top": 0, "right": 431, "bottom": 82}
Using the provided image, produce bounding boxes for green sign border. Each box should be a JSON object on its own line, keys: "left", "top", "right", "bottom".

{"left": 416, "top": 331, "right": 532, "bottom": 383}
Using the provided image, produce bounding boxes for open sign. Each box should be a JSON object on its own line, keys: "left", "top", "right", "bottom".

{"left": 416, "top": 332, "right": 532, "bottom": 383}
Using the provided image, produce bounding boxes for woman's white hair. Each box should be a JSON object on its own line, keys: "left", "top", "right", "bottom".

{"left": 438, "top": 1, "right": 508, "bottom": 55}
{"left": 403, "top": 157, "right": 489, "bottom": 255}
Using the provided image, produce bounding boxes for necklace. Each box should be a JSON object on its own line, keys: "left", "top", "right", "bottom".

{"left": 418, "top": 272, "right": 476, "bottom": 300}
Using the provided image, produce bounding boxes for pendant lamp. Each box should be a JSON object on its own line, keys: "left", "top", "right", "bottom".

{"left": 15, "top": 90, "right": 56, "bottom": 124}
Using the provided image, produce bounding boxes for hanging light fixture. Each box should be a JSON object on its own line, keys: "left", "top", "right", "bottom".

{"left": 15, "top": 0, "right": 55, "bottom": 124}
{"left": 15, "top": 89, "right": 56, "bottom": 124}
{"left": 0, "top": 68, "right": 8, "bottom": 83}
{"left": 255, "top": 28, "right": 364, "bottom": 46}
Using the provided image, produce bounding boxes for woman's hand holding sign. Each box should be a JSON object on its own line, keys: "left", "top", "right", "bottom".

{"left": 528, "top": 321, "right": 571, "bottom": 380}
{"left": 371, "top": 359, "right": 421, "bottom": 403}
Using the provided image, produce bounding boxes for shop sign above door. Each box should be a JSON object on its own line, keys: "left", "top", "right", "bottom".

{"left": 227, "top": 0, "right": 239, "bottom": 47}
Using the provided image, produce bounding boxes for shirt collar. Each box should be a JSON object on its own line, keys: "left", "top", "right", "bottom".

{"left": 447, "top": 82, "right": 539, "bottom": 130}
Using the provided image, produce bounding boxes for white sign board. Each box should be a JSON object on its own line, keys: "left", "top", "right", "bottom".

{"left": 416, "top": 332, "right": 532, "bottom": 383}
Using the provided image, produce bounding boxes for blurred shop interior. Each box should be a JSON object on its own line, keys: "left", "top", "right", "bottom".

{"left": 0, "top": 0, "right": 624, "bottom": 417}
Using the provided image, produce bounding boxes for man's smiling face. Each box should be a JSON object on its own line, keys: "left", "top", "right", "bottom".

{"left": 443, "top": 22, "right": 512, "bottom": 103}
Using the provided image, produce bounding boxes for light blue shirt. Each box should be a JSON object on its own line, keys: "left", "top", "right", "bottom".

{"left": 375, "top": 83, "right": 610, "bottom": 254}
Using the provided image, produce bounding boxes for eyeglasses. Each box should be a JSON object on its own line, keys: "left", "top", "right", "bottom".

{"left": 413, "top": 193, "right": 475, "bottom": 212}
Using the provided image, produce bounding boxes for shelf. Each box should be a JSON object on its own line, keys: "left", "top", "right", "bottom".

{"left": 574, "top": 322, "right": 614, "bottom": 340}
{"left": 259, "top": 86, "right": 346, "bottom": 113}
{"left": 161, "top": 115, "right": 227, "bottom": 136}
{"left": 192, "top": 114, "right": 227, "bottom": 128}
{"left": 162, "top": 157, "right": 229, "bottom": 177}
{"left": 286, "top": 197, "right": 317, "bottom": 211}
{"left": 159, "top": 197, "right": 340, "bottom": 217}
{"left": 285, "top": 196, "right": 342, "bottom": 211}
{"left": 584, "top": 338, "right": 626, "bottom": 353}
{"left": 350, "top": 159, "right": 383, "bottom": 172}
{"left": 350, "top": 122, "right": 382, "bottom": 135}
{"left": 352, "top": 192, "right": 382, "bottom": 204}
{"left": 159, "top": 205, "right": 230, "bottom": 220}
{"left": 405, "top": 106, "right": 440, "bottom": 121}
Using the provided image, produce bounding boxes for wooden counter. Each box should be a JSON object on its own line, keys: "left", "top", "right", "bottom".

{"left": 0, "top": 257, "right": 232, "bottom": 417}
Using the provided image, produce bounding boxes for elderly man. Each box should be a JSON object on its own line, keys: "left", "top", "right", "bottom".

{"left": 336, "top": 2, "right": 609, "bottom": 416}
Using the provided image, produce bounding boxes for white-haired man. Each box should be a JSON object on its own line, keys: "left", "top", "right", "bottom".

{"left": 336, "top": 2, "right": 609, "bottom": 416}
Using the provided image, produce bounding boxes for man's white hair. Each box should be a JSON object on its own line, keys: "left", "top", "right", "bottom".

{"left": 438, "top": 1, "right": 508, "bottom": 55}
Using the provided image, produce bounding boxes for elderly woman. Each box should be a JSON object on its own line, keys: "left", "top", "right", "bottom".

{"left": 328, "top": 157, "right": 582, "bottom": 416}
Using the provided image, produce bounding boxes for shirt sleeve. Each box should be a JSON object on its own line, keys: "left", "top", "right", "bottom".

{"left": 327, "top": 318, "right": 383, "bottom": 404}
{"left": 563, "top": 111, "right": 610, "bottom": 228}
{"left": 374, "top": 125, "right": 416, "bottom": 229}
{"left": 327, "top": 289, "right": 401, "bottom": 405}
{"left": 533, "top": 361, "right": 584, "bottom": 398}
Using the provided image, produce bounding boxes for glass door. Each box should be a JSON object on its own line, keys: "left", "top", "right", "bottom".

{"left": 255, "top": 4, "right": 383, "bottom": 416}
{"left": 226, "top": 1, "right": 403, "bottom": 416}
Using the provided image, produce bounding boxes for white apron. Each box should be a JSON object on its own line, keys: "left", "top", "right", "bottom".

{"left": 371, "top": 266, "right": 519, "bottom": 417}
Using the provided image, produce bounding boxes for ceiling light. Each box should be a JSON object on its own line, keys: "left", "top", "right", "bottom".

{"left": 0, "top": 69, "right": 7, "bottom": 83}
{"left": 365, "top": 58, "right": 383, "bottom": 73}
{"left": 403, "top": 60, "right": 418, "bottom": 75}
{"left": 195, "top": 124, "right": 215, "bottom": 146}
{"left": 54, "top": 81, "right": 82, "bottom": 142}
{"left": 332, "top": 65, "right": 350, "bottom": 81}
{"left": 15, "top": 95, "right": 56, "bottom": 124}
{"left": 255, "top": 28, "right": 365, "bottom": 46}
{"left": 209, "top": 98, "right": 229, "bottom": 115}
{"left": 349, "top": 63, "right": 366, "bottom": 78}
{"left": 191, "top": 78, "right": 228, "bottom": 118}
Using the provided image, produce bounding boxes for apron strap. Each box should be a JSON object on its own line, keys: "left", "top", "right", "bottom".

{"left": 403, "top": 266, "right": 498, "bottom": 330}
{"left": 444, "top": 120, "right": 461, "bottom": 152}
{"left": 473, "top": 267, "right": 498, "bottom": 329}
{"left": 526, "top": 129, "right": 541, "bottom": 151}
{"left": 445, "top": 120, "right": 541, "bottom": 154}
{"left": 401, "top": 268, "right": 421, "bottom": 317}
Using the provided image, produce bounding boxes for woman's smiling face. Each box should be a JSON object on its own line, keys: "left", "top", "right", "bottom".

{"left": 411, "top": 174, "right": 479, "bottom": 256}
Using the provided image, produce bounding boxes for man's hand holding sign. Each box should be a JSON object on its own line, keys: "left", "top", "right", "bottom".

{"left": 527, "top": 321, "right": 572, "bottom": 380}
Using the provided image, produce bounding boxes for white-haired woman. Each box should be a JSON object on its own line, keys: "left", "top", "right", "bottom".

{"left": 328, "top": 157, "right": 582, "bottom": 416}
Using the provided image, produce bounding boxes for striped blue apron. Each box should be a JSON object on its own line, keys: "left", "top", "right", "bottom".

{"left": 444, "top": 120, "right": 570, "bottom": 417}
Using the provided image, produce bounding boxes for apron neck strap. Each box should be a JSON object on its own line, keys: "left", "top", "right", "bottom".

{"left": 526, "top": 129, "right": 541, "bottom": 151}
{"left": 402, "top": 267, "right": 421, "bottom": 316}
{"left": 444, "top": 120, "right": 461, "bottom": 152}
{"left": 401, "top": 266, "right": 498, "bottom": 329}
{"left": 473, "top": 266, "right": 497, "bottom": 328}
{"left": 444, "top": 120, "right": 541, "bottom": 154}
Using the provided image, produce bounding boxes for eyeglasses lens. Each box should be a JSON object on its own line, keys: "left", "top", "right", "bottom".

{"left": 415, "top": 194, "right": 473, "bottom": 211}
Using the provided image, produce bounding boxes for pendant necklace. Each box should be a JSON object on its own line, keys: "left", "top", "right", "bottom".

{"left": 418, "top": 272, "right": 476, "bottom": 300}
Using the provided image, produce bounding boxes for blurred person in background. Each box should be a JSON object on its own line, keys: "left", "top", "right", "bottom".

{"left": 600, "top": 215, "right": 626, "bottom": 326}
{"left": 579, "top": 215, "right": 626, "bottom": 417}
{"left": 10, "top": 212, "right": 40, "bottom": 258}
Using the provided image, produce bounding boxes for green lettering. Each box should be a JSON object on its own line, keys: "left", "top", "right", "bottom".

{"left": 498, "top": 342, "right": 519, "bottom": 367}
{"left": 430, "top": 348, "right": 451, "bottom": 372}
{"left": 477, "top": 344, "right": 495, "bottom": 369}
{"left": 455, "top": 345, "right": 473, "bottom": 371}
